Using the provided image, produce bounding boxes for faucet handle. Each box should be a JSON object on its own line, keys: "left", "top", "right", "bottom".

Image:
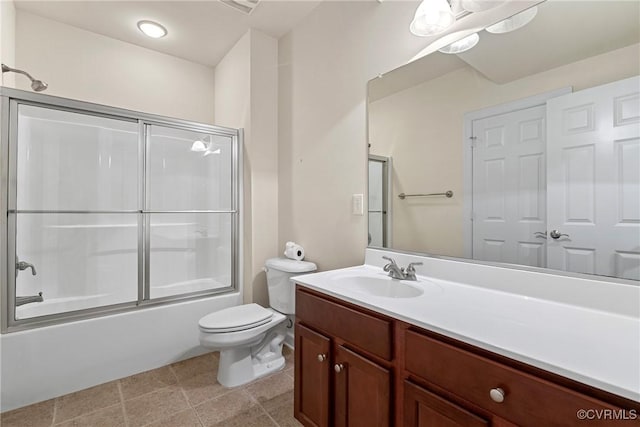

{"left": 382, "top": 256, "right": 397, "bottom": 272}
{"left": 382, "top": 256, "right": 397, "bottom": 265}
{"left": 406, "top": 262, "right": 423, "bottom": 272}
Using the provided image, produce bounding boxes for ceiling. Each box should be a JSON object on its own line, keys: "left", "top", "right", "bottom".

{"left": 14, "top": 0, "right": 323, "bottom": 67}
{"left": 369, "top": 0, "right": 640, "bottom": 102}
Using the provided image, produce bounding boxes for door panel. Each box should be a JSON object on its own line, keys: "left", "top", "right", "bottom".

{"left": 472, "top": 105, "right": 547, "bottom": 267}
{"left": 295, "top": 323, "right": 331, "bottom": 427}
{"left": 546, "top": 76, "right": 640, "bottom": 280}
{"left": 403, "top": 381, "right": 489, "bottom": 427}
{"left": 334, "top": 345, "right": 390, "bottom": 427}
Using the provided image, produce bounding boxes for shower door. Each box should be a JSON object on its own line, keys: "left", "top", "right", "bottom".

{"left": 10, "top": 104, "right": 140, "bottom": 320}
{"left": 2, "top": 89, "right": 240, "bottom": 329}
{"left": 146, "top": 125, "right": 235, "bottom": 299}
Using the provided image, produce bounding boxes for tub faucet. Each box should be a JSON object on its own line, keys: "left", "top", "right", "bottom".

{"left": 382, "top": 256, "right": 406, "bottom": 280}
{"left": 16, "top": 292, "right": 43, "bottom": 306}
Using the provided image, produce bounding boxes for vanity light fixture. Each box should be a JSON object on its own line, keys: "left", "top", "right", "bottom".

{"left": 410, "top": 0, "right": 456, "bottom": 37}
{"left": 485, "top": 6, "right": 538, "bottom": 34}
{"left": 438, "top": 32, "right": 480, "bottom": 54}
{"left": 137, "top": 20, "right": 167, "bottom": 39}
{"left": 459, "top": 0, "right": 505, "bottom": 13}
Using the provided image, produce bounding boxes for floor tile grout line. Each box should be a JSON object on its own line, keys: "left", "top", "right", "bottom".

{"left": 117, "top": 380, "right": 130, "bottom": 427}
{"left": 49, "top": 399, "right": 57, "bottom": 427}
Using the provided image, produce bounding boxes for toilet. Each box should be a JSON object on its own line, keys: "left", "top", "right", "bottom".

{"left": 198, "top": 257, "right": 317, "bottom": 387}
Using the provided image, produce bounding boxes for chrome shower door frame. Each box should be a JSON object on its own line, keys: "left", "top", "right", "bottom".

{"left": 0, "top": 87, "right": 243, "bottom": 332}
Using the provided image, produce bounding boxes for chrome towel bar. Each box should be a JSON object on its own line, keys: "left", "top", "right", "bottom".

{"left": 398, "top": 191, "right": 453, "bottom": 200}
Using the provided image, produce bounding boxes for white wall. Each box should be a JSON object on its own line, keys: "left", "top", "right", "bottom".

{"left": 215, "top": 29, "right": 279, "bottom": 305}
{"left": 14, "top": 11, "right": 215, "bottom": 124}
{"left": 369, "top": 43, "right": 640, "bottom": 256}
{"left": 0, "top": 0, "right": 16, "bottom": 87}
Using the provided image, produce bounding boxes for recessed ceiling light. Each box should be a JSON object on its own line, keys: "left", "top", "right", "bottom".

{"left": 137, "top": 20, "right": 167, "bottom": 39}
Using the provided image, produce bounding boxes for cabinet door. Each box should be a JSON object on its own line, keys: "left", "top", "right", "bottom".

{"left": 295, "top": 323, "right": 331, "bottom": 427}
{"left": 404, "top": 381, "right": 489, "bottom": 427}
{"left": 334, "top": 345, "right": 391, "bottom": 427}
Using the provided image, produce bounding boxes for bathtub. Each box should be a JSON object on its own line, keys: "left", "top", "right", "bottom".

{"left": 1, "top": 289, "right": 241, "bottom": 412}
{"left": 15, "top": 278, "right": 229, "bottom": 320}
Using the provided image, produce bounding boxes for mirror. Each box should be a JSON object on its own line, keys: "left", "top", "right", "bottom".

{"left": 367, "top": 0, "right": 640, "bottom": 281}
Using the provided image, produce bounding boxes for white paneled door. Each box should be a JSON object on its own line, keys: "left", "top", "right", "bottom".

{"left": 546, "top": 76, "right": 640, "bottom": 280}
{"left": 472, "top": 105, "right": 547, "bottom": 267}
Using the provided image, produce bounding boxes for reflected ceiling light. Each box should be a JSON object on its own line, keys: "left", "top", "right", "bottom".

{"left": 410, "top": 0, "right": 456, "bottom": 37}
{"left": 438, "top": 33, "right": 480, "bottom": 54}
{"left": 460, "top": 0, "right": 505, "bottom": 13}
{"left": 137, "top": 20, "right": 167, "bottom": 39}
{"left": 204, "top": 148, "right": 221, "bottom": 156}
{"left": 191, "top": 140, "right": 209, "bottom": 152}
{"left": 485, "top": 6, "right": 537, "bottom": 34}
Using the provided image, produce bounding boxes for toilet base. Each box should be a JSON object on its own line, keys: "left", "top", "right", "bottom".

{"left": 217, "top": 327, "right": 286, "bottom": 388}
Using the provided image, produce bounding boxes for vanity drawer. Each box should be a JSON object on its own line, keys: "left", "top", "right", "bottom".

{"left": 295, "top": 287, "right": 392, "bottom": 360}
{"left": 405, "top": 330, "right": 623, "bottom": 426}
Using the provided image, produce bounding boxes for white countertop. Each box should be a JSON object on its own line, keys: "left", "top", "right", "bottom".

{"left": 293, "top": 251, "right": 640, "bottom": 402}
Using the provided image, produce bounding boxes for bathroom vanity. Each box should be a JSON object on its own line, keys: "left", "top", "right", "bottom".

{"left": 293, "top": 250, "right": 640, "bottom": 426}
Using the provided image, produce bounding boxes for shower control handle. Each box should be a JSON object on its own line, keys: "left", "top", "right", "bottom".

{"left": 16, "top": 259, "right": 37, "bottom": 276}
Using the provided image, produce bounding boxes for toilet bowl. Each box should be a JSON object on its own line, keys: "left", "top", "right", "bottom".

{"left": 198, "top": 257, "right": 317, "bottom": 387}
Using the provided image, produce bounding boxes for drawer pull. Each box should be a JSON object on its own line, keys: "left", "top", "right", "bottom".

{"left": 317, "top": 353, "right": 327, "bottom": 362}
{"left": 489, "top": 387, "right": 505, "bottom": 403}
{"left": 334, "top": 363, "right": 345, "bottom": 373}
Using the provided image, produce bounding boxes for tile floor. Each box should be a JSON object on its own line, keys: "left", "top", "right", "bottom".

{"left": 1, "top": 349, "right": 301, "bottom": 427}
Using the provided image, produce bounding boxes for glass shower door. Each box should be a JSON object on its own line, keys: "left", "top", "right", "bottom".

{"left": 146, "top": 125, "right": 235, "bottom": 299}
{"left": 11, "top": 104, "right": 140, "bottom": 320}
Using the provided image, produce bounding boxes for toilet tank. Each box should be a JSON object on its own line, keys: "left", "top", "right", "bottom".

{"left": 265, "top": 258, "right": 317, "bottom": 314}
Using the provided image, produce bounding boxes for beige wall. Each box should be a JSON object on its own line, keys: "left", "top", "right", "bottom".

{"left": 369, "top": 43, "right": 640, "bottom": 256}
{"left": 15, "top": 11, "right": 215, "bottom": 124}
{"left": 0, "top": 0, "right": 16, "bottom": 87}
{"left": 278, "top": 1, "right": 432, "bottom": 271}
{"left": 215, "top": 30, "right": 278, "bottom": 305}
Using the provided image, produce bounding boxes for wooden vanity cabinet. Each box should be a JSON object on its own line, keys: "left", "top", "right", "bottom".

{"left": 294, "top": 285, "right": 640, "bottom": 427}
{"left": 295, "top": 287, "right": 393, "bottom": 427}
{"left": 404, "top": 328, "right": 640, "bottom": 427}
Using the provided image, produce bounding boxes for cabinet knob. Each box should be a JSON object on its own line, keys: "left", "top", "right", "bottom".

{"left": 489, "top": 387, "right": 505, "bottom": 403}
{"left": 317, "top": 353, "right": 327, "bottom": 362}
{"left": 334, "top": 363, "right": 344, "bottom": 373}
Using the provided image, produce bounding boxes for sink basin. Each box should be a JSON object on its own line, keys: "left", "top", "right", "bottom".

{"left": 329, "top": 272, "right": 425, "bottom": 298}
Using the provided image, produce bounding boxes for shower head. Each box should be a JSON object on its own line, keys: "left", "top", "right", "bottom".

{"left": 1, "top": 64, "right": 48, "bottom": 92}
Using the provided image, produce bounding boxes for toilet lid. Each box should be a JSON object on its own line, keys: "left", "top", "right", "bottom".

{"left": 199, "top": 303, "right": 274, "bottom": 332}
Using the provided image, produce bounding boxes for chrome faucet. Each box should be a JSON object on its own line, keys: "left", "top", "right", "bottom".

{"left": 16, "top": 292, "right": 43, "bottom": 306}
{"left": 404, "top": 262, "right": 423, "bottom": 281}
{"left": 16, "top": 257, "right": 37, "bottom": 276}
{"left": 382, "top": 257, "right": 423, "bottom": 281}
{"left": 382, "top": 256, "right": 405, "bottom": 279}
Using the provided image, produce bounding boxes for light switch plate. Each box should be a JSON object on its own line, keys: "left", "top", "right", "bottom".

{"left": 352, "top": 194, "right": 364, "bottom": 216}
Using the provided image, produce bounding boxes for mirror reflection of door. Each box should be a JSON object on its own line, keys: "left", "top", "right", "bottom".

{"left": 470, "top": 104, "right": 548, "bottom": 268}
{"left": 468, "top": 76, "right": 640, "bottom": 280}
{"left": 368, "top": 155, "right": 391, "bottom": 247}
{"left": 546, "top": 76, "right": 640, "bottom": 281}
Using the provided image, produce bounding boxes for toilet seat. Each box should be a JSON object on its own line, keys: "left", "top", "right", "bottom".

{"left": 199, "top": 303, "right": 274, "bottom": 333}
